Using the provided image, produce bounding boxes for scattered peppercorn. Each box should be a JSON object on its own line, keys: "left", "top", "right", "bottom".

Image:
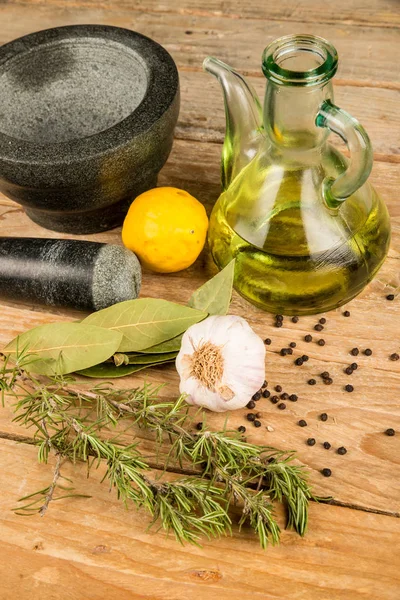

{"left": 386, "top": 294, "right": 395, "bottom": 301}
{"left": 255, "top": 412, "right": 262, "bottom": 418}
{"left": 324, "top": 378, "right": 333, "bottom": 385}
{"left": 307, "top": 438, "right": 316, "bottom": 446}
{"left": 270, "top": 396, "right": 279, "bottom": 404}
{"left": 337, "top": 446, "right": 347, "bottom": 455}
{"left": 351, "top": 363, "right": 358, "bottom": 370}
{"left": 278, "top": 402, "right": 286, "bottom": 410}
{"left": 264, "top": 338, "right": 272, "bottom": 345}
{"left": 385, "top": 428, "right": 395, "bottom": 436}
{"left": 308, "top": 379, "right": 317, "bottom": 386}
{"left": 275, "top": 385, "right": 282, "bottom": 392}
{"left": 196, "top": 422, "right": 203, "bottom": 430}
{"left": 247, "top": 413, "right": 256, "bottom": 421}
{"left": 263, "top": 380, "right": 268, "bottom": 387}
{"left": 287, "top": 347, "right": 293, "bottom": 355}
{"left": 289, "top": 394, "right": 298, "bottom": 402}
{"left": 350, "top": 347, "right": 359, "bottom": 356}
{"left": 321, "top": 371, "right": 330, "bottom": 379}
{"left": 320, "top": 413, "right": 328, "bottom": 421}
{"left": 252, "top": 391, "right": 262, "bottom": 401}
{"left": 246, "top": 400, "right": 256, "bottom": 409}
{"left": 276, "top": 314, "right": 283, "bottom": 321}
{"left": 275, "top": 321, "right": 283, "bottom": 328}
{"left": 319, "top": 317, "right": 326, "bottom": 324}
{"left": 345, "top": 384, "right": 354, "bottom": 392}
{"left": 390, "top": 353, "right": 399, "bottom": 361}
{"left": 295, "top": 358, "right": 304, "bottom": 366}
{"left": 262, "top": 389, "right": 271, "bottom": 398}
{"left": 344, "top": 366, "right": 353, "bottom": 375}
{"left": 305, "top": 334, "right": 312, "bottom": 342}
{"left": 302, "top": 355, "right": 309, "bottom": 362}
{"left": 323, "top": 442, "right": 331, "bottom": 449}
{"left": 291, "top": 316, "right": 299, "bottom": 323}
{"left": 318, "top": 339, "right": 326, "bottom": 346}
{"left": 280, "top": 393, "right": 289, "bottom": 400}
{"left": 289, "top": 342, "right": 296, "bottom": 348}
{"left": 321, "top": 468, "right": 332, "bottom": 477}
{"left": 280, "top": 348, "right": 288, "bottom": 356}
{"left": 314, "top": 323, "right": 324, "bottom": 331}
{"left": 364, "top": 348, "right": 372, "bottom": 356}
{"left": 298, "top": 419, "right": 307, "bottom": 427}
{"left": 238, "top": 425, "right": 246, "bottom": 433}
{"left": 343, "top": 310, "right": 350, "bottom": 317}
{"left": 254, "top": 420, "right": 262, "bottom": 427}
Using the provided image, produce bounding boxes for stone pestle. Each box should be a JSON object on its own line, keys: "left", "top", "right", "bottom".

{"left": 0, "top": 238, "right": 142, "bottom": 311}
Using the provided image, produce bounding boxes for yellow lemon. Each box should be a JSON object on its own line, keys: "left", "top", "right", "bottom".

{"left": 122, "top": 187, "right": 209, "bottom": 273}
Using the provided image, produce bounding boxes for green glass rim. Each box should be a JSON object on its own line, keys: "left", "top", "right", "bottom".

{"left": 262, "top": 34, "right": 338, "bottom": 86}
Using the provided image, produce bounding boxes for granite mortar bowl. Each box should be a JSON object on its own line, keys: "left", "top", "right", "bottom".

{"left": 0, "top": 25, "right": 180, "bottom": 234}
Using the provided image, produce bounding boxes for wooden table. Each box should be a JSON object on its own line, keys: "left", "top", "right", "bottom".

{"left": 0, "top": 1, "right": 399, "bottom": 598}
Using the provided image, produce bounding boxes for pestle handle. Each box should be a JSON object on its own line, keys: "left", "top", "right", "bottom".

{"left": 0, "top": 238, "right": 141, "bottom": 311}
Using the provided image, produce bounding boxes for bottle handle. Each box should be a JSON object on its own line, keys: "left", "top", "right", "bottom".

{"left": 316, "top": 100, "right": 373, "bottom": 209}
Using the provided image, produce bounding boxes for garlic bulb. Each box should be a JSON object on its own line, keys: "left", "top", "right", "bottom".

{"left": 175, "top": 315, "right": 265, "bottom": 412}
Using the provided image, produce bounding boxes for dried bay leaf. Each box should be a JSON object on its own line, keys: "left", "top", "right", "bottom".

{"left": 138, "top": 335, "right": 183, "bottom": 354}
{"left": 78, "top": 359, "right": 175, "bottom": 379}
{"left": 82, "top": 298, "right": 207, "bottom": 352}
{"left": 5, "top": 322, "right": 122, "bottom": 376}
{"left": 188, "top": 259, "right": 235, "bottom": 315}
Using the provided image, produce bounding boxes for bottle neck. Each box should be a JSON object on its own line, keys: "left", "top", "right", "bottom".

{"left": 263, "top": 81, "right": 334, "bottom": 151}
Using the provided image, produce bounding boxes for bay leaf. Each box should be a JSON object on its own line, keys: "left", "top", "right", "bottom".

{"left": 78, "top": 359, "right": 175, "bottom": 379}
{"left": 5, "top": 322, "right": 122, "bottom": 376}
{"left": 82, "top": 298, "right": 207, "bottom": 352}
{"left": 188, "top": 259, "right": 235, "bottom": 315}
{"left": 138, "top": 335, "right": 183, "bottom": 354}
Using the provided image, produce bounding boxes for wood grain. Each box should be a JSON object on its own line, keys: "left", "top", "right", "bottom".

{"left": 1, "top": 438, "right": 400, "bottom": 600}
{"left": 0, "top": 4, "right": 399, "bottom": 87}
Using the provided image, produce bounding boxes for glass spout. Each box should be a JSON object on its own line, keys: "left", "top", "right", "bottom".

{"left": 203, "top": 57, "right": 264, "bottom": 190}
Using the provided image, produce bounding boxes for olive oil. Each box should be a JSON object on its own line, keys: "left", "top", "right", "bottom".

{"left": 209, "top": 165, "right": 390, "bottom": 315}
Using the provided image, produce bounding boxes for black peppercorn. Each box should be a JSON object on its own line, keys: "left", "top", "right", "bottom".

{"left": 337, "top": 446, "right": 347, "bottom": 455}
{"left": 270, "top": 396, "right": 279, "bottom": 404}
{"left": 280, "top": 393, "right": 289, "bottom": 400}
{"left": 323, "top": 442, "right": 331, "bottom": 449}
{"left": 262, "top": 389, "right": 271, "bottom": 398}
{"left": 324, "top": 378, "right": 333, "bottom": 385}
{"left": 196, "top": 422, "right": 203, "bottom": 430}
{"left": 314, "top": 324, "right": 324, "bottom": 331}
{"left": 275, "top": 385, "right": 282, "bottom": 392}
{"left": 280, "top": 348, "right": 288, "bottom": 356}
{"left": 302, "top": 355, "right": 309, "bottom": 362}
{"left": 289, "top": 394, "right": 298, "bottom": 402}
{"left": 308, "top": 379, "right": 317, "bottom": 386}
{"left": 305, "top": 334, "right": 312, "bottom": 342}
{"left": 350, "top": 347, "right": 359, "bottom": 356}
{"left": 263, "top": 380, "right": 268, "bottom": 387}
{"left": 386, "top": 294, "right": 395, "bottom": 301}
{"left": 278, "top": 402, "right": 286, "bottom": 410}
{"left": 344, "top": 366, "right": 353, "bottom": 375}
{"left": 364, "top": 348, "right": 372, "bottom": 356}
{"left": 275, "top": 321, "right": 283, "bottom": 328}
{"left": 318, "top": 339, "right": 326, "bottom": 346}
{"left": 264, "top": 338, "right": 272, "bottom": 345}
{"left": 390, "top": 353, "right": 399, "bottom": 361}
{"left": 254, "top": 420, "right": 262, "bottom": 427}
{"left": 319, "top": 317, "right": 326, "bottom": 324}
{"left": 275, "top": 314, "right": 283, "bottom": 321}
{"left": 321, "top": 371, "right": 330, "bottom": 379}
{"left": 320, "top": 413, "right": 328, "bottom": 421}
{"left": 246, "top": 400, "right": 256, "bottom": 409}
{"left": 255, "top": 412, "right": 262, "bottom": 418}
{"left": 247, "top": 413, "right": 256, "bottom": 421}
{"left": 385, "top": 428, "right": 395, "bottom": 436}
{"left": 291, "top": 316, "right": 299, "bottom": 323}
{"left": 307, "top": 438, "right": 316, "bottom": 446}
{"left": 321, "top": 468, "right": 332, "bottom": 477}
{"left": 287, "top": 347, "right": 293, "bottom": 355}
{"left": 343, "top": 310, "right": 350, "bottom": 317}
{"left": 345, "top": 384, "right": 354, "bottom": 392}
{"left": 295, "top": 357, "right": 304, "bottom": 366}
{"left": 298, "top": 419, "right": 307, "bottom": 427}
{"left": 252, "top": 391, "right": 262, "bottom": 401}
{"left": 289, "top": 342, "right": 296, "bottom": 348}
{"left": 351, "top": 363, "right": 358, "bottom": 370}
{"left": 238, "top": 425, "right": 246, "bottom": 433}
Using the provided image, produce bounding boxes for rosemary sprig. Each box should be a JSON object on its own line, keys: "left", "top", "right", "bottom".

{"left": 1, "top": 350, "right": 322, "bottom": 547}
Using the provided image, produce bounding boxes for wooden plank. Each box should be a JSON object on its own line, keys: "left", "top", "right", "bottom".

{"left": 0, "top": 139, "right": 399, "bottom": 515}
{"left": 5, "top": 0, "right": 400, "bottom": 28}
{"left": 0, "top": 4, "right": 399, "bottom": 87}
{"left": 1, "top": 438, "right": 400, "bottom": 600}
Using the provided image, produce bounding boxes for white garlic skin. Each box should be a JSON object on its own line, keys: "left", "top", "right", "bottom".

{"left": 175, "top": 315, "right": 266, "bottom": 412}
